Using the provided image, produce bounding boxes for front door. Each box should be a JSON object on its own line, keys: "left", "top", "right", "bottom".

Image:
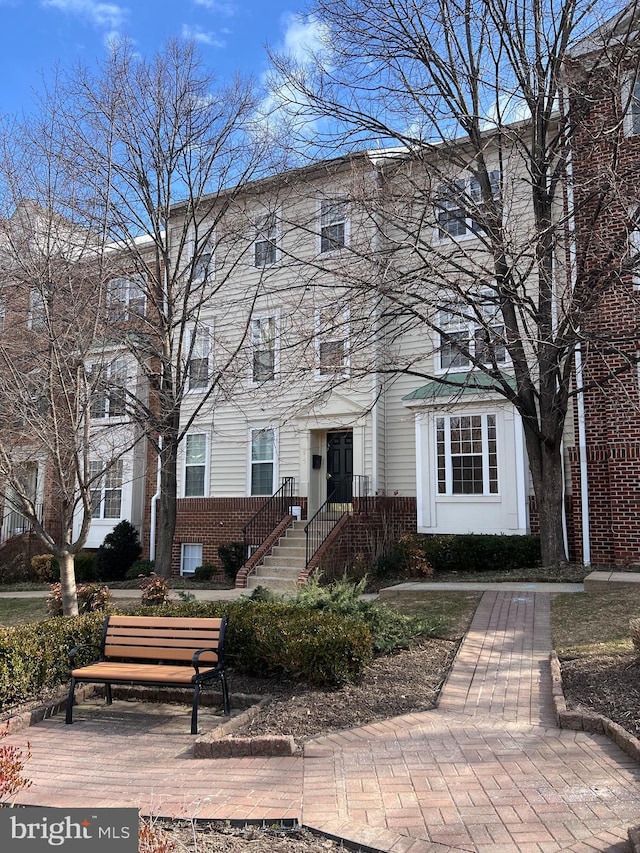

{"left": 326, "top": 431, "right": 353, "bottom": 503}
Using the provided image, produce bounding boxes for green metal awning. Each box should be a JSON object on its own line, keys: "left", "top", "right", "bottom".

{"left": 403, "top": 371, "right": 516, "bottom": 401}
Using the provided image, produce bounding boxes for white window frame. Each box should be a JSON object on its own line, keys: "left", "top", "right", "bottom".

{"left": 28, "top": 288, "right": 46, "bottom": 331}
{"left": 433, "top": 171, "right": 500, "bottom": 242}
{"left": 189, "top": 227, "right": 216, "bottom": 285}
{"left": 186, "top": 323, "right": 212, "bottom": 392}
{"left": 314, "top": 305, "right": 351, "bottom": 379}
{"left": 107, "top": 276, "right": 146, "bottom": 322}
{"left": 90, "top": 358, "right": 128, "bottom": 420}
{"left": 435, "top": 413, "right": 499, "bottom": 497}
{"left": 183, "top": 432, "right": 209, "bottom": 498}
{"left": 254, "top": 213, "right": 278, "bottom": 267}
{"left": 248, "top": 427, "right": 277, "bottom": 496}
{"left": 249, "top": 314, "right": 278, "bottom": 384}
{"left": 181, "top": 543, "right": 203, "bottom": 576}
{"left": 319, "top": 199, "right": 349, "bottom": 254}
{"left": 437, "top": 300, "right": 506, "bottom": 373}
{"left": 623, "top": 73, "right": 640, "bottom": 137}
{"left": 90, "top": 459, "right": 124, "bottom": 520}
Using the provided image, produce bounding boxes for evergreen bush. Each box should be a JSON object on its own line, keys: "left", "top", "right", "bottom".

{"left": 95, "top": 521, "right": 142, "bottom": 581}
{"left": 413, "top": 534, "right": 541, "bottom": 573}
{"left": 217, "top": 542, "right": 246, "bottom": 583}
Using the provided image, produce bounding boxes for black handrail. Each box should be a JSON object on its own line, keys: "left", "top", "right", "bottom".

{"left": 242, "top": 477, "right": 295, "bottom": 559}
{"left": 352, "top": 475, "right": 371, "bottom": 514}
{"left": 304, "top": 498, "right": 350, "bottom": 568}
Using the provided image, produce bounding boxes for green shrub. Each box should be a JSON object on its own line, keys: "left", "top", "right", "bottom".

{"left": 130, "top": 598, "right": 372, "bottom": 686}
{"left": 413, "top": 534, "right": 541, "bottom": 574}
{"left": 125, "top": 559, "right": 154, "bottom": 580}
{"left": 0, "top": 613, "right": 105, "bottom": 710}
{"left": 226, "top": 602, "right": 372, "bottom": 685}
{"left": 194, "top": 563, "right": 219, "bottom": 581}
{"left": 217, "top": 542, "right": 246, "bottom": 583}
{"left": 31, "top": 554, "right": 56, "bottom": 583}
{"left": 95, "top": 521, "right": 142, "bottom": 582}
{"left": 73, "top": 552, "right": 97, "bottom": 583}
{"left": 295, "top": 574, "right": 427, "bottom": 654}
{"left": 0, "top": 555, "right": 32, "bottom": 586}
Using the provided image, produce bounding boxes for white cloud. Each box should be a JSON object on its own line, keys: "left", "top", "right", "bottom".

{"left": 181, "top": 23, "right": 225, "bottom": 48}
{"left": 42, "top": 0, "right": 128, "bottom": 31}
{"left": 192, "top": 0, "right": 236, "bottom": 14}
{"left": 279, "top": 13, "right": 328, "bottom": 66}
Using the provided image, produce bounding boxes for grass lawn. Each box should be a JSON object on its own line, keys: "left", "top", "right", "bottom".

{"left": 386, "top": 591, "right": 482, "bottom": 640}
{"left": 0, "top": 597, "right": 50, "bottom": 626}
{"left": 551, "top": 587, "right": 640, "bottom": 657}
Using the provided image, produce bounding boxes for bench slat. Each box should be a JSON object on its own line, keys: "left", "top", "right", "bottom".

{"left": 107, "top": 628, "right": 220, "bottom": 643}
{"left": 103, "top": 643, "right": 218, "bottom": 663}
{"left": 71, "top": 662, "right": 219, "bottom": 683}
{"left": 107, "top": 615, "right": 224, "bottom": 630}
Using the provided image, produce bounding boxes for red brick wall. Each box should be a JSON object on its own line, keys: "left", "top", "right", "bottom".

{"left": 310, "top": 497, "right": 418, "bottom": 579}
{"left": 167, "top": 496, "right": 307, "bottom": 576}
{"left": 567, "top": 58, "right": 640, "bottom": 565}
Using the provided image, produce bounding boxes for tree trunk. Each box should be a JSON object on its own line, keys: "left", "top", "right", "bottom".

{"left": 58, "top": 551, "right": 79, "bottom": 617}
{"left": 523, "top": 428, "right": 567, "bottom": 566}
{"left": 154, "top": 436, "right": 178, "bottom": 578}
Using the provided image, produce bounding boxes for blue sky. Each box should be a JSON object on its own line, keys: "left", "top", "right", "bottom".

{"left": 0, "top": 0, "right": 319, "bottom": 117}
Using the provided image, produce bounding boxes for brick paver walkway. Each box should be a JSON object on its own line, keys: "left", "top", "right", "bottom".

{"left": 5, "top": 590, "right": 640, "bottom": 851}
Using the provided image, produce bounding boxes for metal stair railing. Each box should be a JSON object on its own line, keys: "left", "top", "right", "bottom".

{"left": 242, "top": 477, "right": 295, "bottom": 559}
{"left": 304, "top": 498, "right": 350, "bottom": 568}
{"left": 304, "top": 475, "right": 371, "bottom": 567}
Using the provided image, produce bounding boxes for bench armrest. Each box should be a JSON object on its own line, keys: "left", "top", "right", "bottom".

{"left": 191, "top": 647, "right": 222, "bottom": 675}
{"left": 69, "top": 643, "right": 101, "bottom": 667}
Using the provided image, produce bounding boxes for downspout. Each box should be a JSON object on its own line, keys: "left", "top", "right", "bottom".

{"left": 149, "top": 437, "right": 162, "bottom": 562}
{"left": 563, "top": 86, "right": 591, "bottom": 565}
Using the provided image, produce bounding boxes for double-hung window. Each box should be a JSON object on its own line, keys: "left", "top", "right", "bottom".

{"left": 107, "top": 277, "right": 146, "bottom": 321}
{"left": 623, "top": 74, "right": 640, "bottom": 136}
{"left": 436, "top": 414, "right": 498, "bottom": 496}
{"left": 90, "top": 459, "right": 123, "bottom": 519}
{"left": 191, "top": 230, "right": 215, "bottom": 284}
{"left": 181, "top": 543, "right": 202, "bottom": 576}
{"left": 250, "top": 428, "right": 275, "bottom": 495}
{"left": 435, "top": 172, "right": 500, "bottom": 240}
{"left": 250, "top": 315, "right": 276, "bottom": 383}
{"left": 90, "top": 359, "right": 127, "bottom": 419}
{"left": 29, "top": 289, "right": 46, "bottom": 331}
{"left": 187, "top": 324, "right": 211, "bottom": 391}
{"left": 315, "top": 305, "right": 350, "bottom": 378}
{"left": 184, "top": 433, "right": 207, "bottom": 497}
{"left": 320, "top": 200, "right": 348, "bottom": 253}
{"left": 438, "top": 301, "right": 505, "bottom": 371}
{"left": 254, "top": 214, "right": 277, "bottom": 267}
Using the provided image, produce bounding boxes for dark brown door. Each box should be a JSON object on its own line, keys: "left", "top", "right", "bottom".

{"left": 326, "top": 431, "right": 353, "bottom": 502}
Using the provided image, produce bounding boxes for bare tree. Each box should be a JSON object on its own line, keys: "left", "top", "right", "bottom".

{"left": 45, "top": 40, "right": 284, "bottom": 576}
{"left": 0, "top": 144, "right": 138, "bottom": 614}
{"left": 267, "top": 0, "right": 640, "bottom": 565}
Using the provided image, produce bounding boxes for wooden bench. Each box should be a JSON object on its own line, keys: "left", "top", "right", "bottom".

{"left": 66, "top": 614, "right": 230, "bottom": 734}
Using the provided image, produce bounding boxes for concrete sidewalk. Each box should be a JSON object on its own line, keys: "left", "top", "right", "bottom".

{"left": 3, "top": 587, "right": 640, "bottom": 851}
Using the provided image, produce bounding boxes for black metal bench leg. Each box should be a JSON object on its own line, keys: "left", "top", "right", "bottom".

{"left": 65, "top": 678, "right": 76, "bottom": 724}
{"left": 191, "top": 685, "right": 201, "bottom": 735}
{"left": 105, "top": 684, "right": 112, "bottom": 705}
{"left": 220, "top": 673, "right": 230, "bottom": 716}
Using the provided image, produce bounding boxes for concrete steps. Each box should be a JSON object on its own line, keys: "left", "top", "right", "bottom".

{"left": 246, "top": 519, "right": 308, "bottom": 592}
